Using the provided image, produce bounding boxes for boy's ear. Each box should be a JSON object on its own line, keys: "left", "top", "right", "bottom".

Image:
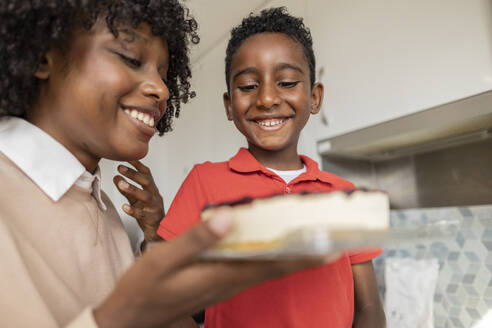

{"left": 310, "top": 82, "right": 324, "bottom": 115}
{"left": 34, "top": 49, "right": 56, "bottom": 80}
{"left": 223, "top": 92, "right": 233, "bottom": 121}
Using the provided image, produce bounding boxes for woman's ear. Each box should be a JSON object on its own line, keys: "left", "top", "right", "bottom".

{"left": 223, "top": 92, "right": 233, "bottom": 121}
{"left": 310, "top": 82, "right": 324, "bottom": 115}
{"left": 34, "top": 49, "right": 56, "bottom": 80}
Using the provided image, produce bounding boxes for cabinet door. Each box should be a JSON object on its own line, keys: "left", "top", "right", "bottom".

{"left": 307, "top": 0, "right": 492, "bottom": 140}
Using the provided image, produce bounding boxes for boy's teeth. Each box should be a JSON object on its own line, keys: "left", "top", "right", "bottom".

{"left": 258, "top": 119, "right": 283, "bottom": 127}
{"left": 124, "top": 109, "right": 155, "bottom": 128}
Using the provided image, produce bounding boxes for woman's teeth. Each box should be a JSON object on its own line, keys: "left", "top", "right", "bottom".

{"left": 124, "top": 109, "right": 155, "bottom": 128}
{"left": 257, "top": 119, "right": 285, "bottom": 127}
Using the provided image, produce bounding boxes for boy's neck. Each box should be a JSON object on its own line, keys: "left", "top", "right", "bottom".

{"left": 248, "top": 145, "right": 303, "bottom": 171}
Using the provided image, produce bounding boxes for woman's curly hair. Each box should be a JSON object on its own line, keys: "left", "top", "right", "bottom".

{"left": 225, "top": 7, "right": 315, "bottom": 93}
{"left": 0, "top": 0, "right": 199, "bottom": 135}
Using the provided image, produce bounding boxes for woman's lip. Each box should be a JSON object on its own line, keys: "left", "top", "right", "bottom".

{"left": 122, "top": 109, "right": 155, "bottom": 138}
{"left": 121, "top": 104, "right": 161, "bottom": 123}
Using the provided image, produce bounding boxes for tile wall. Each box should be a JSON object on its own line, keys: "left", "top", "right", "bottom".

{"left": 374, "top": 205, "right": 492, "bottom": 328}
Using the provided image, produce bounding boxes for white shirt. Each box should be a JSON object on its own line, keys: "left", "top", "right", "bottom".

{"left": 0, "top": 117, "right": 106, "bottom": 210}
{"left": 268, "top": 165, "right": 307, "bottom": 184}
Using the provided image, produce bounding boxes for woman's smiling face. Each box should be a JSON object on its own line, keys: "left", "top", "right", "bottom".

{"left": 32, "top": 20, "right": 169, "bottom": 171}
{"left": 224, "top": 32, "right": 323, "bottom": 156}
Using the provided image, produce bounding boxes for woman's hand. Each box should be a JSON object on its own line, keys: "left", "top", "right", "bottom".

{"left": 113, "top": 160, "right": 164, "bottom": 242}
{"left": 94, "top": 210, "right": 332, "bottom": 328}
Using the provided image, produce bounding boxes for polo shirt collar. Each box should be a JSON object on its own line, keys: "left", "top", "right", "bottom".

{"left": 228, "top": 148, "right": 268, "bottom": 174}
{"left": 0, "top": 117, "right": 106, "bottom": 209}
{"left": 228, "top": 147, "right": 334, "bottom": 185}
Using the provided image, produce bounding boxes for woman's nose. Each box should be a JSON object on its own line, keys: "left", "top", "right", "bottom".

{"left": 256, "top": 83, "right": 281, "bottom": 109}
{"left": 141, "top": 72, "right": 170, "bottom": 103}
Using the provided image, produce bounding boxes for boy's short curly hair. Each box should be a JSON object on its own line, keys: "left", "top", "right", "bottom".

{"left": 0, "top": 0, "right": 198, "bottom": 135}
{"left": 225, "top": 7, "right": 315, "bottom": 93}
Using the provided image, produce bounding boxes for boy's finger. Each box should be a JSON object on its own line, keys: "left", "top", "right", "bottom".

{"left": 149, "top": 210, "right": 234, "bottom": 270}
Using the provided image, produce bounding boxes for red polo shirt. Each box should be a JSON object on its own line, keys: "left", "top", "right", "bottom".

{"left": 158, "top": 148, "right": 382, "bottom": 328}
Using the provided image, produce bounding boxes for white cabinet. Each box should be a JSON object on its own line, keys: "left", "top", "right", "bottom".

{"left": 305, "top": 0, "right": 492, "bottom": 140}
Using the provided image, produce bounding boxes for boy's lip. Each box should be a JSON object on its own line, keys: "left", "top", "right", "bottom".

{"left": 248, "top": 113, "right": 293, "bottom": 121}
{"left": 251, "top": 116, "right": 291, "bottom": 131}
{"left": 249, "top": 114, "right": 293, "bottom": 123}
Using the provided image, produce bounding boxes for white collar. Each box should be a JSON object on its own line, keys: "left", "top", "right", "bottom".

{"left": 76, "top": 168, "right": 107, "bottom": 211}
{"left": 267, "top": 165, "right": 307, "bottom": 184}
{"left": 267, "top": 165, "right": 307, "bottom": 176}
{"left": 0, "top": 117, "right": 106, "bottom": 210}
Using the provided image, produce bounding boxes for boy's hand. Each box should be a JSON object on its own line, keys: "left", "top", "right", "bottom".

{"left": 94, "top": 210, "right": 331, "bottom": 328}
{"left": 113, "top": 160, "right": 164, "bottom": 242}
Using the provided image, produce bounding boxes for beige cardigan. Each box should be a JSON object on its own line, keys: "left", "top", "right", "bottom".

{"left": 0, "top": 152, "right": 134, "bottom": 327}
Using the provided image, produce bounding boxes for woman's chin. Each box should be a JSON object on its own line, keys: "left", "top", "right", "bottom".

{"left": 111, "top": 145, "right": 149, "bottom": 162}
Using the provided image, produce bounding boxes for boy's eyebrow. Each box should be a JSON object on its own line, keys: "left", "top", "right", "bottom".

{"left": 232, "top": 67, "right": 257, "bottom": 81}
{"left": 276, "top": 63, "right": 304, "bottom": 74}
{"left": 232, "top": 63, "right": 305, "bottom": 81}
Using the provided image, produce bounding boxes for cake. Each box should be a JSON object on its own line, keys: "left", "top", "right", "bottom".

{"left": 201, "top": 190, "right": 390, "bottom": 251}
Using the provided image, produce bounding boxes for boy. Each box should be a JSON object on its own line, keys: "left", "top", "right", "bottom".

{"left": 158, "top": 7, "right": 386, "bottom": 328}
{"left": 0, "top": 2, "right": 327, "bottom": 327}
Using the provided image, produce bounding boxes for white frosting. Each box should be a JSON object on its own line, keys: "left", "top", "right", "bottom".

{"left": 202, "top": 190, "right": 389, "bottom": 244}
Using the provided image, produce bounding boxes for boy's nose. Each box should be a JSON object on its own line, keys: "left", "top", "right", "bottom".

{"left": 256, "top": 83, "right": 281, "bottom": 110}
{"left": 141, "top": 73, "right": 170, "bottom": 103}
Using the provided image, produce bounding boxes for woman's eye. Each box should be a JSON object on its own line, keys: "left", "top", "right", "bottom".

{"left": 118, "top": 53, "right": 142, "bottom": 68}
{"left": 278, "top": 81, "right": 299, "bottom": 88}
{"left": 238, "top": 84, "right": 257, "bottom": 92}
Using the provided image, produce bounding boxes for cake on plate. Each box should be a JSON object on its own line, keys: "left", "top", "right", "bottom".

{"left": 201, "top": 189, "right": 390, "bottom": 252}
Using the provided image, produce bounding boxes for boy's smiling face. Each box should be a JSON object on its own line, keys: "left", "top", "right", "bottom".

{"left": 224, "top": 32, "right": 323, "bottom": 162}
{"left": 32, "top": 20, "right": 169, "bottom": 171}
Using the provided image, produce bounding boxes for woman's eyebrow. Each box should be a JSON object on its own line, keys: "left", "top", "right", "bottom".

{"left": 119, "top": 28, "right": 150, "bottom": 45}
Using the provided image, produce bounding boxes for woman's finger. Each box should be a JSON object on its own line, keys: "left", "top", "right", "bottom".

{"left": 148, "top": 209, "right": 234, "bottom": 269}
{"left": 113, "top": 175, "right": 136, "bottom": 204}
{"left": 115, "top": 176, "right": 153, "bottom": 204}
{"left": 118, "top": 164, "right": 158, "bottom": 193}
{"left": 128, "top": 160, "right": 151, "bottom": 175}
{"left": 122, "top": 203, "right": 134, "bottom": 215}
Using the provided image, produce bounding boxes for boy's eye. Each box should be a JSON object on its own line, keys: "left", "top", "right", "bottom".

{"left": 278, "top": 81, "right": 299, "bottom": 88}
{"left": 118, "top": 53, "right": 142, "bottom": 68}
{"left": 237, "top": 84, "right": 258, "bottom": 92}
